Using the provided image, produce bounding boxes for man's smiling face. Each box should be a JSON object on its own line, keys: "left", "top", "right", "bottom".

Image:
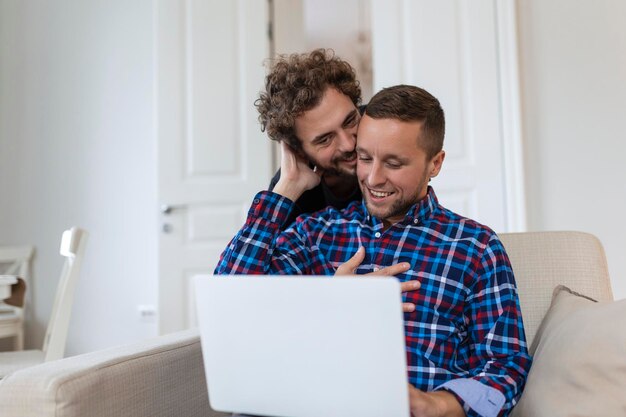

{"left": 294, "top": 87, "right": 360, "bottom": 177}
{"left": 356, "top": 115, "right": 444, "bottom": 228}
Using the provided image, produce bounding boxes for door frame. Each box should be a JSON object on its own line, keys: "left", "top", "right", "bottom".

{"left": 371, "top": 0, "right": 527, "bottom": 232}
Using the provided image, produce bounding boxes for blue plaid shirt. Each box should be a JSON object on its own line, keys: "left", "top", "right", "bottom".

{"left": 215, "top": 187, "right": 531, "bottom": 417}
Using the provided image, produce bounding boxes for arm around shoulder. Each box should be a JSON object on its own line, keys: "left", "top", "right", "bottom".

{"left": 214, "top": 191, "right": 294, "bottom": 274}
{"left": 214, "top": 191, "right": 321, "bottom": 276}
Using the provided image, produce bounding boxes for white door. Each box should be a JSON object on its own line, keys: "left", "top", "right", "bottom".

{"left": 371, "top": 0, "right": 526, "bottom": 233}
{"left": 156, "top": 0, "right": 273, "bottom": 334}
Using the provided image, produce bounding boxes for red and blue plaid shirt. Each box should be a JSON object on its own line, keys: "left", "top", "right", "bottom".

{"left": 215, "top": 187, "right": 531, "bottom": 417}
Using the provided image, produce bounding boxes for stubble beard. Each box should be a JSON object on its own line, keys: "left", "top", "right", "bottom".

{"left": 365, "top": 194, "right": 416, "bottom": 224}
{"left": 312, "top": 151, "right": 357, "bottom": 178}
{"left": 363, "top": 178, "right": 429, "bottom": 224}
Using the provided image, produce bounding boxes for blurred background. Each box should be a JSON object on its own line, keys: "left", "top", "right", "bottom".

{"left": 1, "top": 0, "right": 624, "bottom": 355}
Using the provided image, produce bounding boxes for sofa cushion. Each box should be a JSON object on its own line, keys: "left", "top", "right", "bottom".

{"left": 511, "top": 286, "right": 626, "bottom": 417}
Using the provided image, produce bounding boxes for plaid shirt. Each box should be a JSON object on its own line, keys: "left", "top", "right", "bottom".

{"left": 215, "top": 187, "right": 531, "bottom": 417}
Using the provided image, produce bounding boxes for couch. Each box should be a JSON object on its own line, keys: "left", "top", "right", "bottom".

{"left": 0, "top": 328, "right": 228, "bottom": 417}
{"left": 0, "top": 231, "right": 623, "bottom": 417}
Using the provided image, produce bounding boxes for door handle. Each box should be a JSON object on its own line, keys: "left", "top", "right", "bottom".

{"left": 160, "top": 204, "right": 188, "bottom": 234}
{"left": 160, "top": 204, "right": 187, "bottom": 215}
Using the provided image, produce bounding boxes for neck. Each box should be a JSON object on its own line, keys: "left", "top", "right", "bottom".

{"left": 322, "top": 174, "right": 358, "bottom": 199}
{"left": 381, "top": 217, "right": 401, "bottom": 231}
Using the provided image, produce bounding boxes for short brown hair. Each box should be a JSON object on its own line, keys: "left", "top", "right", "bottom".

{"left": 365, "top": 85, "right": 445, "bottom": 159}
{"left": 255, "top": 49, "right": 361, "bottom": 150}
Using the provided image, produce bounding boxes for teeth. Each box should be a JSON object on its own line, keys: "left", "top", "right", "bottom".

{"left": 370, "top": 190, "right": 392, "bottom": 198}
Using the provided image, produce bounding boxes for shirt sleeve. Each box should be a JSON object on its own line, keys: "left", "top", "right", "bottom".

{"left": 213, "top": 191, "right": 333, "bottom": 276}
{"left": 436, "top": 379, "right": 505, "bottom": 417}
{"left": 437, "top": 234, "right": 532, "bottom": 417}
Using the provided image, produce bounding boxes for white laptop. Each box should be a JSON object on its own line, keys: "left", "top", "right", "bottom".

{"left": 194, "top": 275, "right": 410, "bottom": 417}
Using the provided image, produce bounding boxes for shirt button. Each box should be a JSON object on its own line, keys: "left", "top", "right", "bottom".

{"left": 413, "top": 218, "right": 419, "bottom": 224}
{"left": 253, "top": 198, "right": 260, "bottom": 204}
{"left": 374, "top": 232, "right": 381, "bottom": 238}
{"left": 373, "top": 267, "right": 379, "bottom": 272}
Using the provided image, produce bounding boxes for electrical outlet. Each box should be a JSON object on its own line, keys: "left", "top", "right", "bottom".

{"left": 137, "top": 305, "right": 157, "bottom": 323}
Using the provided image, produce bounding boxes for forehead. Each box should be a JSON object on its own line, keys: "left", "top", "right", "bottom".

{"left": 294, "top": 87, "right": 356, "bottom": 141}
{"left": 356, "top": 115, "right": 423, "bottom": 155}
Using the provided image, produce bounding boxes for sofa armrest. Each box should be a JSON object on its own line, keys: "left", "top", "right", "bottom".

{"left": 0, "top": 329, "right": 229, "bottom": 417}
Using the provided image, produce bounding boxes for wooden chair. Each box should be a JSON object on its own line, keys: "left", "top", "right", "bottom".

{"left": 0, "top": 245, "right": 35, "bottom": 350}
{"left": 0, "top": 227, "right": 88, "bottom": 378}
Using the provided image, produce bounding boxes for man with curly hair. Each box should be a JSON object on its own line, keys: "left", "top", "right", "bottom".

{"left": 256, "top": 49, "right": 364, "bottom": 226}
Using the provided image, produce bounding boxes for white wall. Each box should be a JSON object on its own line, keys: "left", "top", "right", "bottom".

{"left": 518, "top": 0, "right": 626, "bottom": 299}
{"left": 0, "top": 0, "right": 157, "bottom": 354}
{"left": 303, "top": 0, "right": 373, "bottom": 101}
{"left": 1, "top": 0, "right": 624, "bottom": 357}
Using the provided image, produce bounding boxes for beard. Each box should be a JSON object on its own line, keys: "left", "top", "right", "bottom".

{"left": 364, "top": 194, "right": 416, "bottom": 223}
{"left": 361, "top": 175, "right": 430, "bottom": 225}
{"left": 310, "top": 151, "right": 357, "bottom": 178}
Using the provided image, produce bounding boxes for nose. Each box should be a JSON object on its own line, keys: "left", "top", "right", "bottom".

{"left": 366, "top": 161, "right": 386, "bottom": 187}
{"left": 337, "top": 128, "right": 356, "bottom": 153}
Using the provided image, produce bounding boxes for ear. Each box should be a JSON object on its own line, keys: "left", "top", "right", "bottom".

{"left": 428, "top": 150, "right": 445, "bottom": 178}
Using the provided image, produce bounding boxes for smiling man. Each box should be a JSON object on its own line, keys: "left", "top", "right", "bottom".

{"left": 216, "top": 85, "right": 531, "bottom": 417}
{"left": 257, "top": 49, "right": 364, "bottom": 227}
{"left": 356, "top": 106, "right": 445, "bottom": 230}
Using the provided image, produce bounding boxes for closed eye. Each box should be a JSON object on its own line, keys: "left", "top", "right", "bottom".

{"left": 386, "top": 162, "right": 402, "bottom": 169}
{"left": 313, "top": 135, "right": 333, "bottom": 147}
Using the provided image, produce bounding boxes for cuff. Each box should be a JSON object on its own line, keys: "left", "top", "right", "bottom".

{"left": 248, "top": 191, "right": 295, "bottom": 227}
{"left": 436, "top": 379, "right": 505, "bottom": 417}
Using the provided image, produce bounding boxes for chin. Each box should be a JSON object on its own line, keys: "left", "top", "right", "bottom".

{"left": 338, "top": 164, "right": 357, "bottom": 177}
{"left": 364, "top": 202, "right": 387, "bottom": 219}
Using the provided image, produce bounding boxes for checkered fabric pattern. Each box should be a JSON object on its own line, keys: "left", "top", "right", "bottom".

{"left": 215, "top": 187, "right": 532, "bottom": 416}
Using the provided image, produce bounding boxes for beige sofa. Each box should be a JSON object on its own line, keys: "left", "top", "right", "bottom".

{"left": 0, "top": 231, "right": 623, "bottom": 417}
{"left": 0, "top": 329, "right": 228, "bottom": 417}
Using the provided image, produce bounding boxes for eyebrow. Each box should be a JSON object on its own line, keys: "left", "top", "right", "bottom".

{"left": 341, "top": 109, "right": 359, "bottom": 127}
{"left": 355, "top": 147, "right": 410, "bottom": 163}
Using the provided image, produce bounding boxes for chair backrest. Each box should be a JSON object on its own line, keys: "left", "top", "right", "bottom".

{"left": 499, "top": 231, "right": 613, "bottom": 346}
{"left": 42, "top": 227, "right": 88, "bottom": 361}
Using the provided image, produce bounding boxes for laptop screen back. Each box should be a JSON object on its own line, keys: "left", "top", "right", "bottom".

{"left": 194, "top": 275, "right": 410, "bottom": 417}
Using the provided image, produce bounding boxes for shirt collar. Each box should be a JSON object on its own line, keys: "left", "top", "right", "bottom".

{"left": 411, "top": 186, "right": 439, "bottom": 223}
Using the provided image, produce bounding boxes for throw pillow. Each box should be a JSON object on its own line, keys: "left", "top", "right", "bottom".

{"left": 511, "top": 285, "right": 626, "bottom": 417}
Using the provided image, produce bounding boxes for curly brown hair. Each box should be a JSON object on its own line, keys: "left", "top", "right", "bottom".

{"left": 255, "top": 49, "right": 361, "bottom": 150}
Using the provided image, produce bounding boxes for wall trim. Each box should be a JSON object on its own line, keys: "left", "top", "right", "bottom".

{"left": 495, "top": 0, "right": 528, "bottom": 232}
